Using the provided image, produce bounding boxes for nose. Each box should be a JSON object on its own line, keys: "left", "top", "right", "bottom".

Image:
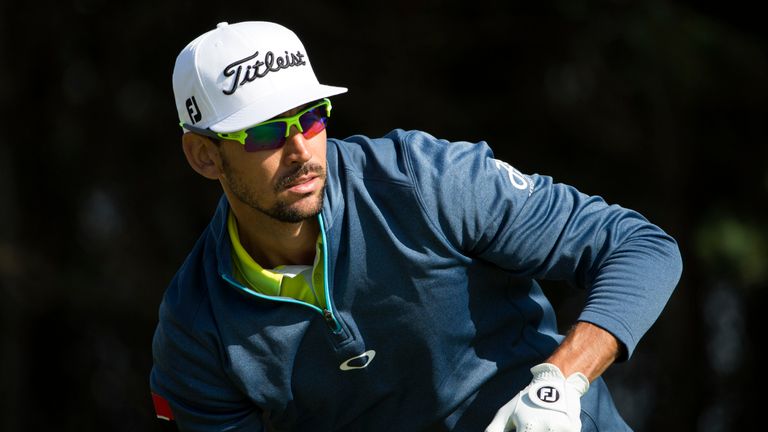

{"left": 282, "top": 125, "right": 312, "bottom": 165}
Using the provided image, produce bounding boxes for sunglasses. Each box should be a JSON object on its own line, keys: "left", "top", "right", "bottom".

{"left": 181, "top": 98, "right": 332, "bottom": 151}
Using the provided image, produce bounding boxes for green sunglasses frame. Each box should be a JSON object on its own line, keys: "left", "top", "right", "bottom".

{"left": 180, "top": 98, "right": 332, "bottom": 147}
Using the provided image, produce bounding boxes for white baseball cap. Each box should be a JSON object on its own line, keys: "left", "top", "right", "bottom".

{"left": 173, "top": 21, "right": 347, "bottom": 133}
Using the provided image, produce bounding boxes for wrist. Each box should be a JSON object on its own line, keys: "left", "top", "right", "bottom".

{"left": 546, "top": 321, "right": 619, "bottom": 381}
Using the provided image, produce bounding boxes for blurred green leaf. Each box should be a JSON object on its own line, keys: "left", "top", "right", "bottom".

{"left": 695, "top": 215, "right": 768, "bottom": 286}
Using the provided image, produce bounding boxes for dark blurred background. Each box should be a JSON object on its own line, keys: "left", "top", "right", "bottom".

{"left": 1, "top": 0, "right": 765, "bottom": 430}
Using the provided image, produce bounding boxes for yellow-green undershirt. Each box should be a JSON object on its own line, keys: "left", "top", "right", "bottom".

{"left": 227, "top": 210, "right": 327, "bottom": 310}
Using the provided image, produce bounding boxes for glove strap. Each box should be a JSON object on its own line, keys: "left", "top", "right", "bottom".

{"left": 530, "top": 363, "right": 590, "bottom": 396}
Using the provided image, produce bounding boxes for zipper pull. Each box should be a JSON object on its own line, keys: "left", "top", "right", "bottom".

{"left": 323, "top": 309, "right": 338, "bottom": 331}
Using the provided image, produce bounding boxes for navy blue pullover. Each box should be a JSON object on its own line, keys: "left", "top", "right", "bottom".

{"left": 151, "top": 130, "right": 682, "bottom": 431}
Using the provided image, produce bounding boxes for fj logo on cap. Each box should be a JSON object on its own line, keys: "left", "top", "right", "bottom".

{"left": 222, "top": 50, "right": 306, "bottom": 95}
{"left": 185, "top": 96, "right": 202, "bottom": 124}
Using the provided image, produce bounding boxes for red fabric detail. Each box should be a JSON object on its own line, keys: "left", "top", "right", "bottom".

{"left": 152, "top": 392, "right": 175, "bottom": 421}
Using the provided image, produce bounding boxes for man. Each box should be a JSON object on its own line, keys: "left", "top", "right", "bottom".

{"left": 151, "top": 21, "right": 682, "bottom": 432}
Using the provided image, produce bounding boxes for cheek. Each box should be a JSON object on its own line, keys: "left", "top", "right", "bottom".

{"left": 310, "top": 131, "right": 328, "bottom": 164}
{"left": 223, "top": 150, "right": 277, "bottom": 187}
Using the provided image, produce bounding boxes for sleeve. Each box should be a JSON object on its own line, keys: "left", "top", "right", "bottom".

{"left": 400, "top": 130, "right": 683, "bottom": 359}
{"left": 150, "top": 293, "right": 264, "bottom": 432}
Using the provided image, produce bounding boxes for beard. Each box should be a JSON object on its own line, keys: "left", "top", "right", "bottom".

{"left": 222, "top": 156, "right": 326, "bottom": 223}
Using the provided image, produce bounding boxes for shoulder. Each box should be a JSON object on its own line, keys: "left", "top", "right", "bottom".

{"left": 329, "top": 129, "right": 484, "bottom": 153}
{"left": 152, "top": 234, "right": 229, "bottom": 396}
{"left": 326, "top": 129, "right": 414, "bottom": 183}
{"left": 154, "top": 209, "right": 229, "bottom": 358}
{"left": 327, "top": 129, "right": 494, "bottom": 181}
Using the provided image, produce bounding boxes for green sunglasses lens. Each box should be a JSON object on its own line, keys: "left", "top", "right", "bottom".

{"left": 241, "top": 101, "right": 330, "bottom": 152}
{"left": 243, "top": 122, "right": 287, "bottom": 151}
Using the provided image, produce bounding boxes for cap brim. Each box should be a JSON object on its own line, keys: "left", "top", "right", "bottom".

{"left": 209, "top": 84, "right": 348, "bottom": 133}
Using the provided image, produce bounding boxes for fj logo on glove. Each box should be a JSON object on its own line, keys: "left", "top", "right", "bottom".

{"left": 536, "top": 386, "right": 560, "bottom": 403}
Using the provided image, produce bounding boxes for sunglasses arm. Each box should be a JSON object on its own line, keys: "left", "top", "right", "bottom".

{"left": 179, "top": 123, "right": 247, "bottom": 144}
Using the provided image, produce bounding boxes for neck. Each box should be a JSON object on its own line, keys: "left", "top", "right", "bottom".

{"left": 229, "top": 202, "right": 320, "bottom": 269}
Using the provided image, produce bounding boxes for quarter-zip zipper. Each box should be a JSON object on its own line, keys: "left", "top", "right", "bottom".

{"left": 221, "top": 213, "right": 343, "bottom": 334}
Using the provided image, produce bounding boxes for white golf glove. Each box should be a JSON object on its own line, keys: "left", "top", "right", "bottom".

{"left": 485, "top": 363, "right": 590, "bottom": 432}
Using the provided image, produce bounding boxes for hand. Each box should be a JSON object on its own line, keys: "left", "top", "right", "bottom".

{"left": 485, "top": 363, "right": 589, "bottom": 432}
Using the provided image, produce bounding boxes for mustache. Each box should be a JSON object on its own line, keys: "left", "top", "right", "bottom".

{"left": 275, "top": 163, "right": 325, "bottom": 191}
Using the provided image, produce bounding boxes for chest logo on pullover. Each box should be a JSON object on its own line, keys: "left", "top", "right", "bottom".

{"left": 339, "top": 350, "right": 376, "bottom": 371}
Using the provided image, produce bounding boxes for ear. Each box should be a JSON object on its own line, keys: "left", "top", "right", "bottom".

{"left": 181, "top": 133, "right": 222, "bottom": 180}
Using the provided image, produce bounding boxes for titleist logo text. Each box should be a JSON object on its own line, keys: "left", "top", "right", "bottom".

{"left": 222, "top": 50, "right": 306, "bottom": 95}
